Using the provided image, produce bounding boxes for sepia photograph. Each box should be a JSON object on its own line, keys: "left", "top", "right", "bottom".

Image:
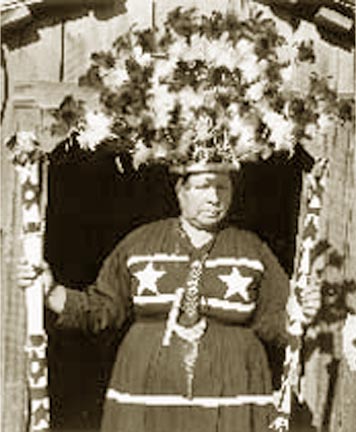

{"left": 1, "top": 1, "right": 355, "bottom": 432}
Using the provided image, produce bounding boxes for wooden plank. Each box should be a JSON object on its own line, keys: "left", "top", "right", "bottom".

{"left": 6, "top": 23, "right": 62, "bottom": 82}
{"left": 63, "top": 11, "right": 130, "bottom": 82}
{"left": 13, "top": 80, "right": 98, "bottom": 109}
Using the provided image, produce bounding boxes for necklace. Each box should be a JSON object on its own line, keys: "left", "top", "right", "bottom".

{"left": 179, "top": 257, "right": 208, "bottom": 327}
{"left": 162, "top": 220, "right": 217, "bottom": 398}
{"left": 177, "top": 219, "right": 216, "bottom": 327}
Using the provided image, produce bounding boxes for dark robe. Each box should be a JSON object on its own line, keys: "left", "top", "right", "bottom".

{"left": 56, "top": 218, "right": 289, "bottom": 432}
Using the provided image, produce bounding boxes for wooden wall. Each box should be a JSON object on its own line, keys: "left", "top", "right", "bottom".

{"left": 1, "top": 1, "right": 354, "bottom": 431}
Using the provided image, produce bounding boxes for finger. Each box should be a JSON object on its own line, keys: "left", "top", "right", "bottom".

{"left": 303, "top": 295, "right": 321, "bottom": 302}
{"left": 18, "top": 278, "right": 34, "bottom": 288}
{"left": 17, "top": 266, "right": 37, "bottom": 278}
{"left": 302, "top": 293, "right": 321, "bottom": 301}
{"left": 302, "top": 290, "right": 320, "bottom": 297}
{"left": 302, "top": 302, "right": 320, "bottom": 310}
{"left": 303, "top": 286, "right": 321, "bottom": 294}
{"left": 41, "top": 261, "right": 51, "bottom": 271}
{"left": 304, "top": 306, "right": 321, "bottom": 313}
{"left": 17, "top": 262, "right": 36, "bottom": 271}
{"left": 303, "top": 297, "right": 321, "bottom": 306}
{"left": 302, "top": 297, "right": 321, "bottom": 305}
{"left": 303, "top": 290, "right": 320, "bottom": 297}
{"left": 17, "top": 262, "right": 30, "bottom": 269}
{"left": 303, "top": 295, "right": 321, "bottom": 303}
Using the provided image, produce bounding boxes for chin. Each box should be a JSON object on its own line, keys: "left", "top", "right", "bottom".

{"left": 198, "top": 216, "right": 225, "bottom": 231}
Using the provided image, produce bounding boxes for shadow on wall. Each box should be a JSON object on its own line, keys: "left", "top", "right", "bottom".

{"left": 256, "top": 0, "right": 355, "bottom": 51}
{"left": 1, "top": 0, "right": 128, "bottom": 50}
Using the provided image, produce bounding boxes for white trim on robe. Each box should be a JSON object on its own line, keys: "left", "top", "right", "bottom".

{"left": 106, "top": 388, "right": 275, "bottom": 408}
{"left": 133, "top": 295, "right": 256, "bottom": 312}
{"left": 127, "top": 254, "right": 190, "bottom": 267}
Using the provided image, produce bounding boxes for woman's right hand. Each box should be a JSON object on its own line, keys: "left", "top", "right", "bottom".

{"left": 17, "top": 260, "right": 66, "bottom": 314}
{"left": 17, "top": 258, "right": 40, "bottom": 289}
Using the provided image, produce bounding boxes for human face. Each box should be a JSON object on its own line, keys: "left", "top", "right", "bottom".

{"left": 176, "top": 172, "right": 233, "bottom": 230}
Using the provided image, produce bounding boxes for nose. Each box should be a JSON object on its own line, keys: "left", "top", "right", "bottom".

{"left": 206, "top": 187, "right": 220, "bottom": 204}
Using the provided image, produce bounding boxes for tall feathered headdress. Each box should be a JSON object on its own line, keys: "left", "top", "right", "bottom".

{"left": 51, "top": 7, "right": 352, "bottom": 173}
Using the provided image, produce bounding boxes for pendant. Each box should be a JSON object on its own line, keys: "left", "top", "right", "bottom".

{"left": 179, "top": 260, "right": 203, "bottom": 327}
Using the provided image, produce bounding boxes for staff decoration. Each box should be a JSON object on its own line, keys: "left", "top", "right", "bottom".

{"left": 7, "top": 131, "right": 49, "bottom": 432}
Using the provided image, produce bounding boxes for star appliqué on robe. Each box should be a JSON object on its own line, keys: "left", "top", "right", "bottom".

{"left": 219, "top": 267, "right": 253, "bottom": 301}
{"left": 134, "top": 262, "right": 166, "bottom": 295}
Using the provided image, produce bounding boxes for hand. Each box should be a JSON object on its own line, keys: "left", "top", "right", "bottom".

{"left": 269, "top": 416, "right": 289, "bottom": 431}
{"left": 17, "top": 259, "right": 66, "bottom": 314}
{"left": 301, "top": 285, "right": 321, "bottom": 324}
{"left": 17, "top": 259, "right": 54, "bottom": 294}
{"left": 39, "top": 263, "right": 66, "bottom": 314}
{"left": 46, "top": 285, "right": 66, "bottom": 314}
{"left": 17, "top": 258, "right": 38, "bottom": 289}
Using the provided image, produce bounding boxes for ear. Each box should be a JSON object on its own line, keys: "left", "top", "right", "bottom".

{"left": 174, "top": 177, "right": 183, "bottom": 195}
{"left": 175, "top": 177, "right": 188, "bottom": 210}
{"left": 175, "top": 177, "right": 184, "bottom": 195}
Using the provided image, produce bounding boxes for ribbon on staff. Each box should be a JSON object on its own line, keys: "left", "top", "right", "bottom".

{"left": 7, "top": 132, "right": 50, "bottom": 432}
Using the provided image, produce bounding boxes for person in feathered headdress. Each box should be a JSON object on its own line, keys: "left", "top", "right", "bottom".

{"left": 18, "top": 7, "right": 333, "bottom": 431}
{"left": 19, "top": 134, "right": 321, "bottom": 432}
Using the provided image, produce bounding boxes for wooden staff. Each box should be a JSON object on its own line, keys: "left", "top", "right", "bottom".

{"left": 272, "top": 159, "right": 328, "bottom": 431}
{"left": 8, "top": 132, "right": 50, "bottom": 432}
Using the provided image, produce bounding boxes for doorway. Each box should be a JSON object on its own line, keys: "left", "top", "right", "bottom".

{"left": 44, "top": 141, "right": 306, "bottom": 431}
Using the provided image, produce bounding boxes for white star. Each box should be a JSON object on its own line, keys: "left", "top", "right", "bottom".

{"left": 219, "top": 267, "right": 253, "bottom": 301}
{"left": 133, "top": 262, "right": 166, "bottom": 296}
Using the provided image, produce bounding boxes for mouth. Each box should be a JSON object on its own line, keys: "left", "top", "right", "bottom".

{"left": 202, "top": 209, "right": 223, "bottom": 218}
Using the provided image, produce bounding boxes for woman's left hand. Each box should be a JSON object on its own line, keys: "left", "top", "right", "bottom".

{"left": 301, "top": 285, "right": 321, "bottom": 324}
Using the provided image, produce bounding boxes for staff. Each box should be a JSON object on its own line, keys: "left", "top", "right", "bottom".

{"left": 278, "top": 159, "right": 327, "bottom": 428}
{"left": 9, "top": 131, "right": 50, "bottom": 432}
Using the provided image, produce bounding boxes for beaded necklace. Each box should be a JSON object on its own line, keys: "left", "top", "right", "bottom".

{"left": 162, "top": 221, "right": 217, "bottom": 398}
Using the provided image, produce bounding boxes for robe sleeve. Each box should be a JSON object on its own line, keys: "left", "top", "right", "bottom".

{"left": 55, "top": 241, "right": 133, "bottom": 334}
{"left": 251, "top": 239, "right": 290, "bottom": 347}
